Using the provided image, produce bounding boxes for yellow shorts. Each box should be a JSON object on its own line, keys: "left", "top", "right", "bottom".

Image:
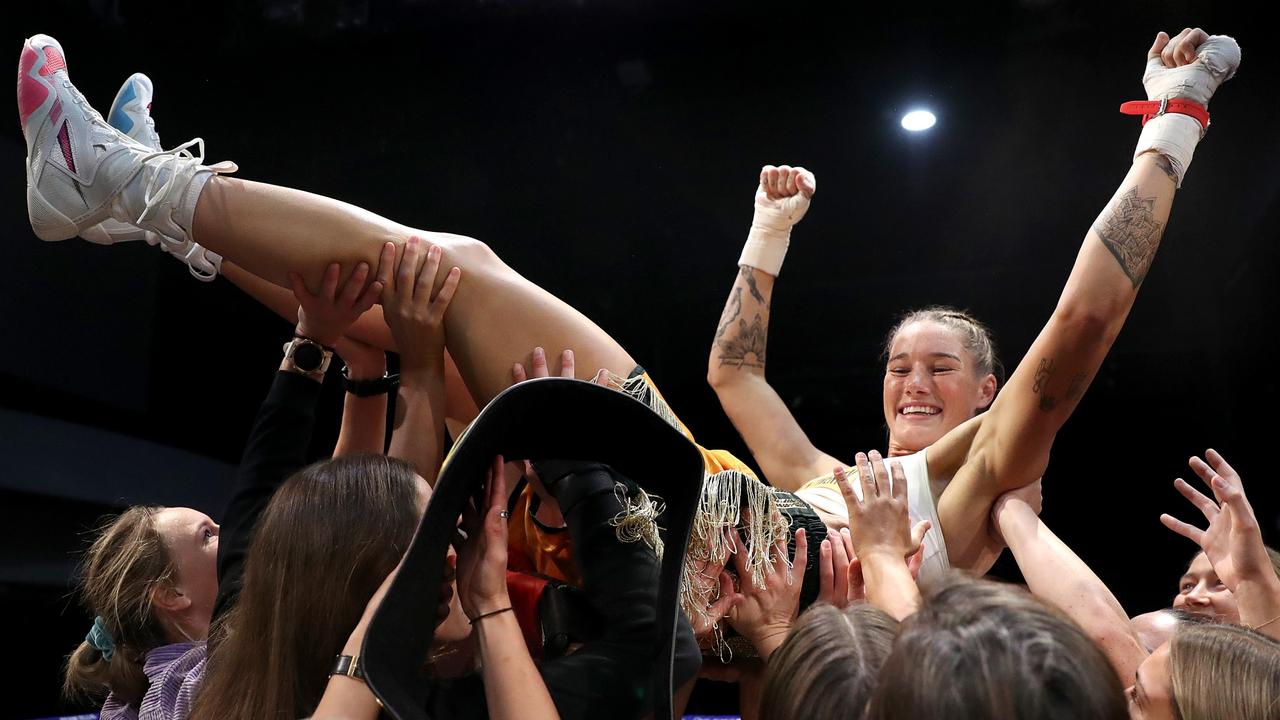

{"left": 508, "top": 367, "right": 757, "bottom": 585}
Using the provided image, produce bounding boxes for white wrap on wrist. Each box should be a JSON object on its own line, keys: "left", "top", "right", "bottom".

{"left": 1133, "top": 113, "right": 1202, "bottom": 188}
{"left": 738, "top": 192, "right": 811, "bottom": 277}
{"left": 1132, "top": 34, "right": 1240, "bottom": 187}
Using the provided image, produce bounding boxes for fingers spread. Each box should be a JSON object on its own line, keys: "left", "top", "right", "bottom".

{"left": 321, "top": 261, "right": 341, "bottom": 300}
{"left": 374, "top": 241, "right": 396, "bottom": 295}
{"left": 1174, "top": 477, "right": 1219, "bottom": 520}
{"left": 792, "top": 528, "right": 808, "bottom": 577}
{"left": 890, "top": 458, "right": 908, "bottom": 502}
{"left": 909, "top": 519, "right": 931, "bottom": 550}
{"left": 432, "top": 267, "right": 461, "bottom": 314}
{"left": 1160, "top": 512, "right": 1205, "bottom": 545}
{"left": 339, "top": 261, "right": 369, "bottom": 304}
{"left": 856, "top": 452, "right": 877, "bottom": 499}
{"left": 287, "top": 271, "right": 311, "bottom": 302}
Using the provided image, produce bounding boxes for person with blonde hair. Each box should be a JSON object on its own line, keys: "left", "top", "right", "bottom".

{"left": 993, "top": 448, "right": 1280, "bottom": 718}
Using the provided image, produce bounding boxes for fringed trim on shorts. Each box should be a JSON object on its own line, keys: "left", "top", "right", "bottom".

{"left": 610, "top": 370, "right": 794, "bottom": 637}
{"left": 609, "top": 482, "right": 665, "bottom": 562}
{"left": 611, "top": 372, "right": 685, "bottom": 434}
{"left": 682, "top": 469, "right": 792, "bottom": 629}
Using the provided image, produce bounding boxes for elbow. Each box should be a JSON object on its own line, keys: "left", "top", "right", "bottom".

{"left": 707, "top": 363, "right": 735, "bottom": 391}
{"left": 1049, "top": 305, "right": 1122, "bottom": 349}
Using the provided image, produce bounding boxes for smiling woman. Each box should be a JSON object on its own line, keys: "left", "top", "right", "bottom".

{"left": 879, "top": 307, "right": 1001, "bottom": 457}
{"left": 1172, "top": 548, "right": 1280, "bottom": 624}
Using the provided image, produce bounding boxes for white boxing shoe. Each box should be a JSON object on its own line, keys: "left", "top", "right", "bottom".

{"left": 19, "top": 35, "right": 234, "bottom": 277}
{"left": 80, "top": 72, "right": 224, "bottom": 281}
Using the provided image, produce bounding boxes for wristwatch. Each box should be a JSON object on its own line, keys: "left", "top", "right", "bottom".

{"left": 282, "top": 336, "right": 333, "bottom": 377}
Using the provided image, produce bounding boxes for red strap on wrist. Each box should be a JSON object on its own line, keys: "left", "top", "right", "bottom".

{"left": 1119, "top": 98, "right": 1210, "bottom": 130}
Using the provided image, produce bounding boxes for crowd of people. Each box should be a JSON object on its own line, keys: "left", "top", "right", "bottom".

{"left": 19, "top": 22, "right": 1280, "bottom": 720}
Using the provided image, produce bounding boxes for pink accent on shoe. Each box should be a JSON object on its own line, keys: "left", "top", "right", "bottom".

{"left": 39, "top": 45, "right": 66, "bottom": 76}
{"left": 57, "top": 120, "right": 76, "bottom": 173}
{"left": 50, "top": 96, "right": 62, "bottom": 126}
{"left": 17, "top": 44, "right": 49, "bottom": 125}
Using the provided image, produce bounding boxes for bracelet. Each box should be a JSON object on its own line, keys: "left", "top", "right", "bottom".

{"left": 468, "top": 607, "right": 514, "bottom": 625}
{"left": 329, "top": 653, "right": 367, "bottom": 681}
{"left": 342, "top": 366, "right": 399, "bottom": 397}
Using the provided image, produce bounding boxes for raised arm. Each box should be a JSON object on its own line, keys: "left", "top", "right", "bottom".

{"left": 381, "top": 238, "right": 461, "bottom": 483}
{"left": 992, "top": 486, "right": 1149, "bottom": 682}
{"left": 708, "top": 165, "right": 842, "bottom": 491}
{"left": 939, "top": 30, "right": 1240, "bottom": 567}
{"left": 216, "top": 260, "right": 383, "bottom": 617}
{"left": 330, "top": 336, "right": 390, "bottom": 456}
{"left": 458, "top": 457, "right": 560, "bottom": 720}
{"left": 284, "top": 266, "right": 393, "bottom": 457}
{"left": 1162, "top": 450, "right": 1280, "bottom": 640}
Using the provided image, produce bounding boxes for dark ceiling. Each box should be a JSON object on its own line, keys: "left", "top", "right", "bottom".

{"left": 3, "top": 0, "right": 1278, "bottom": 715}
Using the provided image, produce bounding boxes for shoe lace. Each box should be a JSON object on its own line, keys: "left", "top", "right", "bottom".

{"left": 61, "top": 79, "right": 107, "bottom": 124}
{"left": 137, "top": 137, "right": 205, "bottom": 225}
{"left": 142, "top": 115, "right": 162, "bottom": 152}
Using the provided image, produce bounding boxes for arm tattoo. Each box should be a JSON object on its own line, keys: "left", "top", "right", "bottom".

{"left": 1151, "top": 154, "right": 1179, "bottom": 184}
{"left": 1064, "top": 371, "right": 1088, "bottom": 403}
{"left": 1032, "top": 358, "right": 1059, "bottom": 412}
{"left": 1092, "top": 187, "right": 1165, "bottom": 288}
{"left": 740, "top": 265, "right": 767, "bottom": 305}
{"left": 714, "top": 287, "right": 743, "bottom": 342}
{"left": 717, "top": 314, "right": 768, "bottom": 369}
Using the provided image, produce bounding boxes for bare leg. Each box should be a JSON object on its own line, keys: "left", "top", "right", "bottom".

{"left": 200, "top": 180, "right": 635, "bottom": 406}
{"left": 223, "top": 260, "right": 482, "bottom": 427}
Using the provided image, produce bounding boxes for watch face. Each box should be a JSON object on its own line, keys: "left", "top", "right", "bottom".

{"left": 293, "top": 342, "right": 323, "bottom": 372}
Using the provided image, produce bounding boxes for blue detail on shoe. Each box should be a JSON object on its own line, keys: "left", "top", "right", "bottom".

{"left": 108, "top": 81, "right": 137, "bottom": 134}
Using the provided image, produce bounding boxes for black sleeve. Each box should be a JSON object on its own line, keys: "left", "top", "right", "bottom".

{"left": 212, "top": 370, "right": 323, "bottom": 621}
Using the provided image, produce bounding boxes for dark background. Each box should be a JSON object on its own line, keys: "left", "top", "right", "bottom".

{"left": 4, "top": 0, "right": 1277, "bottom": 716}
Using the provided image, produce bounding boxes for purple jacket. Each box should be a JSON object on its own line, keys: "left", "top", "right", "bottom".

{"left": 99, "top": 642, "right": 206, "bottom": 720}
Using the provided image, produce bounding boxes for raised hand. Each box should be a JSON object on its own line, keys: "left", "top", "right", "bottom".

{"left": 754, "top": 164, "right": 816, "bottom": 221}
{"left": 686, "top": 559, "right": 743, "bottom": 642}
{"left": 841, "top": 452, "right": 930, "bottom": 564}
{"left": 727, "top": 527, "right": 808, "bottom": 660}
{"left": 1160, "top": 449, "right": 1270, "bottom": 592}
{"left": 456, "top": 455, "right": 512, "bottom": 619}
{"left": 1143, "top": 28, "right": 1239, "bottom": 104}
{"left": 817, "top": 526, "right": 854, "bottom": 608}
{"left": 380, "top": 237, "right": 461, "bottom": 376}
{"left": 289, "top": 260, "right": 384, "bottom": 347}
{"left": 836, "top": 452, "right": 927, "bottom": 619}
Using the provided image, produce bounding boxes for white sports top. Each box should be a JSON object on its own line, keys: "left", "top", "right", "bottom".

{"left": 793, "top": 449, "right": 951, "bottom": 583}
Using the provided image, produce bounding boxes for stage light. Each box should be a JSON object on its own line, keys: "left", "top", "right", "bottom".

{"left": 901, "top": 110, "right": 936, "bottom": 131}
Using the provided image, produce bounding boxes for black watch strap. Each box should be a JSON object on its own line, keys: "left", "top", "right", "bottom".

{"left": 342, "top": 368, "right": 399, "bottom": 397}
{"left": 330, "top": 653, "right": 367, "bottom": 681}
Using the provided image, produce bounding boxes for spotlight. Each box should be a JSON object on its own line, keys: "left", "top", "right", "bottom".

{"left": 901, "top": 110, "right": 937, "bottom": 132}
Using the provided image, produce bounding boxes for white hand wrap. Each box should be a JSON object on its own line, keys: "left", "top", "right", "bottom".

{"left": 738, "top": 190, "right": 811, "bottom": 277}
{"left": 1134, "top": 34, "right": 1240, "bottom": 187}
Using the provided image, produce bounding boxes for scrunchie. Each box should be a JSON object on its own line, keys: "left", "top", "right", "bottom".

{"left": 86, "top": 615, "right": 116, "bottom": 661}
